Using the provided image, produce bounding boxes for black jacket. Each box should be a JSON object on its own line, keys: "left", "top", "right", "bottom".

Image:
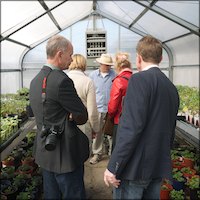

{"left": 108, "top": 67, "right": 179, "bottom": 181}
{"left": 30, "top": 66, "right": 88, "bottom": 173}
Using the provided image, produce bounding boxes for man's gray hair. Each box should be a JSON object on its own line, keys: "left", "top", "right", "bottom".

{"left": 46, "top": 35, "right": 70, "bottom": 58}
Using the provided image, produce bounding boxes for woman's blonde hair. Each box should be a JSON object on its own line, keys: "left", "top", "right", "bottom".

{"left": 68, "top": 54, "right": 87, "bottom": 71}
{"left": 115, "top": 52, "right": 131, "bottom": 72}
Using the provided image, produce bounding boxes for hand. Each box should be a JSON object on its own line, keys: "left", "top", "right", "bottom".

{"left": 104, "top": 169, "right": 120, "bottom": 188}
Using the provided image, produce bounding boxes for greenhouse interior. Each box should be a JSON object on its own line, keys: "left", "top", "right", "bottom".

{"left": 1, "top": 1, "right": 199, "bottom": 200}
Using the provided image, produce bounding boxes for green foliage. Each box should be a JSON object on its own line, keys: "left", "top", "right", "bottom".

{"left": 0, "top": 116, "right": 20, "bottom": 143}
{"left": 16, "top": 192, "right": 32, "bottom": 200}
{"left": 170, "top": 189, "right": 185, "bottom": 200}
{"left": 186, "top": 175, "right": 200, "bottom": 189}
{"left": 180, "top": 150, "right": 196, "bottom": 160}
{"left": 176, "top": 85, "right": 199, "bottom": 115}
{"left": 181, "top": 167, "right": 194, "bottom": 174}
{"left": 172, "top": 171, "right": 185, "bottom": 182}
{"left": 17, "top": 87, "right": 29, "bottom": 96}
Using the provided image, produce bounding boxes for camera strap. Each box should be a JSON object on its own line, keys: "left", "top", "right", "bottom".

{"left": 41, "top": 68, "right": 52, "bottom": 126}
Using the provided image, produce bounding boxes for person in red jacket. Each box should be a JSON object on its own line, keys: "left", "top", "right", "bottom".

{"left": 108, "top": 52, "right": 133, "bottom": 152}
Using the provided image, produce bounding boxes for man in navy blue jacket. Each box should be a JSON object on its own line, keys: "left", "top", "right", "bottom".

{"left": 104, "top": 35, "right": 179, "bottom": 199}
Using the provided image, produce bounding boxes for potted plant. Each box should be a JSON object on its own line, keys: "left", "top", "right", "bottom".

{"left": 1, "top": 156, "right": 15, "bottom": 167}
{"left": 160, "top": 179, "right": 173, "bottom": 200}
{"left": 169, "top": 189, "right": 185, "bottom": 200}
{"left": 180, "top": 150, "right": 195, "bottom": 168}
{"left": 1, "top": 185, "right": 18, "bottom": 200}
{"left": 181, "top": 167, "right": 196, "bottom": 179}
{"left": 14, "top": 173, "right": 31, "bottom": 180}
{"left": 172, "top": 160, "right": 185, "bottom": 170}
{"left": 18, "top": 164, "right": 33, "bottom": 175}
{"left": 172, "top": 170, "right": 185, "bottom": 191}
{"left": 1, "top": 166, "right": 15, "bottom": 179}
{"left": 0, "top": 195, "right": 7, "bottom": 200}
{"left": 13, "top": 176, "right": 27, "bottom": 192}
{"left": 21, "top": 156, "right": 35, "bottom": 167}
{"left": 185, "top": 175, "right": 200, "bottom": 199}
{"left": 16, "top": 191, "right": 34, "bottom": 200}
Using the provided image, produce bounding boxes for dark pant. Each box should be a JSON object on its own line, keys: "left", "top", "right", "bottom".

{"left": 42, "top": 165, "right": 86, "bottom": 199}
{"left": 111, "top": 124, "right": 118, "bottom": 153}
{"left": 113, "top": 178, "right": 162, "bottom": 200}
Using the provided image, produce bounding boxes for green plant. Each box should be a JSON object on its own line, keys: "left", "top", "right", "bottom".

{"left": 172, "top": 171, "right": 185, "bottom": 182}
{"left": 170, "top": 189, "right": 185, "bottom": 200}
{"left": 16, "top": 192, "right": 33, "bottom": 200}
{"left": 1, "top": 166, "right": 15, "bottom": 174}
{"left": 181, "top": 167, "right": 195, "bottom": 174}
{"left": 186, "top": 175, "right": 200, "bottom": 189}
{"left": 2, "top": 185, "right": 18, "bottom": 195}
{"left": 1, "top": 116, "right": 20, "bottom": 143}
{"left": 2, "top": 155, "right": 14, "bottom": 163}
{"left": 17, "top": 87, "right": 29, "bottom": 96}
{"left": 180, "top": 150, "right": 195, "bottom": 160}
{"left": 18, "top": 164, "right": 33, "bottom": 173}
{"left": 176, "top": 85, "right": 199, "bottom": 115}
{"left": 15, "top": 173, "right": 30, "bottom": 180}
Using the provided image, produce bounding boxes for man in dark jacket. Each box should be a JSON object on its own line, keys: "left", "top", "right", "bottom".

{"left": 29, "top": 35, "right": 88, "bottom": 199}
{"left": 104, "top": 35, "right": 179, "bottom": 199}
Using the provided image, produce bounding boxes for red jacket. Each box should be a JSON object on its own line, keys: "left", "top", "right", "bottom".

{"left": 108, "top": 68, "right": 133, "bottom": 124}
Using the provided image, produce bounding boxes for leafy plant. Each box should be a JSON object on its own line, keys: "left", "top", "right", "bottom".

{"left": 176, "top": 85, "right": 199, "bottom": 115}
{"left": 186, "top": 175, "right": 200, "bottom": 189}
{"left": 180, "top": 150, "right": 196, "bottom": 161}
{"left": 17, "top": 87, "right": 29, "bottom": 96}
{"left": 18, "top": 164, "right": 33, "bottom": 173}
{"left": 2, "top": 185, "right": 18, "bottom": 195}
{"left": 172, "top": 171, "right": 185, "bottom": 182}
{"left": 181, "top": 167, "right": 195, "bottom": 174}
{"left": 16, "top": 192, "right": 33, "bottom": 200}
{"left": 170, "top": 189, "right": 185, "bottom": 200}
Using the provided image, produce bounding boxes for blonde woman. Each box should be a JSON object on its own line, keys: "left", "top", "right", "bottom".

{"left": 67, "top": 54, "right": 100, "bottom": 152}
{"left": 108, "top": 52, "right": 133, "bottom": 152}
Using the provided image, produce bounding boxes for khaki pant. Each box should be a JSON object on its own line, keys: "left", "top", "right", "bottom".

{"left": 92, "top": 112, "right": 112, "bottom": 155}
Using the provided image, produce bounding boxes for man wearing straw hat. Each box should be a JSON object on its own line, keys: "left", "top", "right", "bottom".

{"left": 89, "top": 54, "right": 116, "bottom": 164}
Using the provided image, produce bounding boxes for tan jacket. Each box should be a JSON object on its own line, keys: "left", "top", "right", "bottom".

{"left": 67, "top": 70, "right": 100, "bottom": 142}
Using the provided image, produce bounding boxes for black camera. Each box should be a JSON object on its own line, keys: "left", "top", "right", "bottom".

{"left": 40, "top": 125, "right": 63, "bottom": 151}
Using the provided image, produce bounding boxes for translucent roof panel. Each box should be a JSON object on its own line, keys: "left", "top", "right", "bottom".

{"left": 134, "top": 10, "right": 190, "bottom": 41}
{"left": 9, "top": 15, "right": 58, "bottom": 46}
{"left": 1, "top": 1, "right": 45, "bottom": 37}
{"left": 166, "top": 34, "right": 199, "bottom": 65}
{"left": 51, "top": 1, "right": 92, "bottom": 29}
{"left": 156, "top": 1, "right": 199, "bottom": 27}
{"left": 1, "top": 41, "right": 26, "bottom": 69}
{"left": 97, "top": 1, "right": 145, "bottom": 25}
{"left": 44, "top": 1, "right": 63, "bottom": 8}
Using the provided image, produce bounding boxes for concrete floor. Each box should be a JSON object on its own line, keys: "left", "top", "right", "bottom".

{"left": 84, "top": 155, "right": 113, "bottom": 200}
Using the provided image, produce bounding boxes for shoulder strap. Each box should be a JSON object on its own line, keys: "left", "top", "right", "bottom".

{"left": 42, "top": 68, "right": 52, "bottom": 127}
{"left": 120, "top": 76, "right": 129, "bottom": 81}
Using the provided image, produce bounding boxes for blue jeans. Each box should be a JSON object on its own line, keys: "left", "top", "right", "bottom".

{"left": 113, "top": 178, "right": 162, "bottom": 200}
{"left": 42, "top": 165, "right": 86, "bottom": 199}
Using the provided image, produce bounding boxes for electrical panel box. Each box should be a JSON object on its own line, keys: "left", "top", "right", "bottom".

{"left": 86, "top": 30, "right": 107, "bottom": 67}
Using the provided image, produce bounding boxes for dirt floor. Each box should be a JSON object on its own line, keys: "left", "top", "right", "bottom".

{"left": 84, "top": 154, "right": 113, "bottom": 200}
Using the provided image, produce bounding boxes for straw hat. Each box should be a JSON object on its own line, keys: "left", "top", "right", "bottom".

{"left": 96, "top": 54, "right": 114, "bottom": 66}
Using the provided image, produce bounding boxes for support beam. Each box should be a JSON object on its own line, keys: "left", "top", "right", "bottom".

{"left": 38, "top": 0, "right": 62, "bottom": 31}
{"left": 1, "top": 1, "right": 67, "bottom": 42}
{"left": 134, "top": 0, "right": 199, "bottom": 36}
{"left": 129, "top": 0, "right": 158, "bottom": 28}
